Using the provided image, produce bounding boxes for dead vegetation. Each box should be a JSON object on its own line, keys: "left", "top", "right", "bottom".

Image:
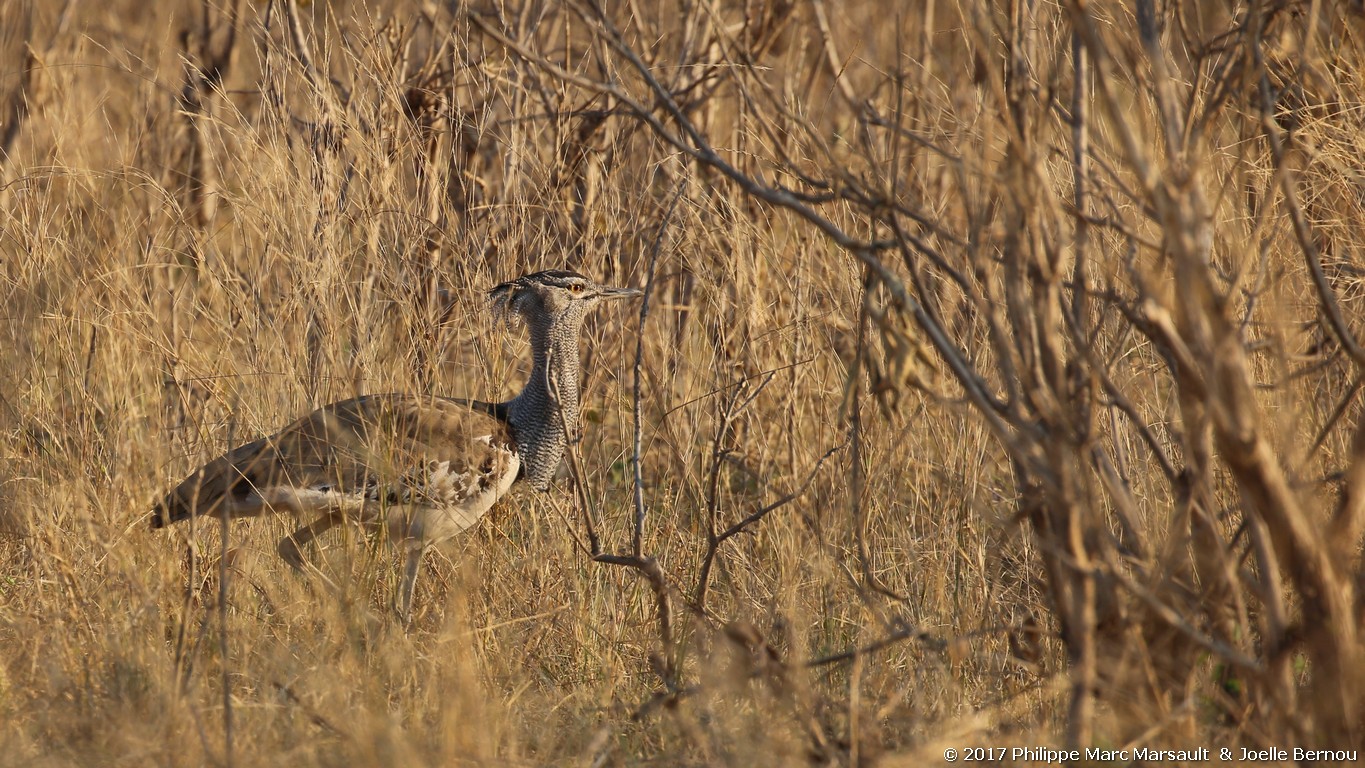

{"left": 2, "top": 0, "right": 1364, "bottom": 764}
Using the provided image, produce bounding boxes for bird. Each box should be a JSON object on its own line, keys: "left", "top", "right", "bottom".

{"left": 150, "top": 269, "right": 642, "bottom": 621}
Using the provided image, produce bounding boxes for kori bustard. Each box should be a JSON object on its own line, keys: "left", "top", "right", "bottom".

{"left": 151, "top": 270, "right": 641, "bottom": 620}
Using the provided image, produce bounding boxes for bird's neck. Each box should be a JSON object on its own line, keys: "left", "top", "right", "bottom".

{"left": 507, "top": 318, "right": 582, "bottom": 490}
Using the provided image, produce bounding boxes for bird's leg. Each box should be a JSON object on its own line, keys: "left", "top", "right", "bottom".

{"left": 277, "top": 512, "right": 343, "bottom": 570}
{"left": 395, "top": 543, "right": 426, "bottom": 627}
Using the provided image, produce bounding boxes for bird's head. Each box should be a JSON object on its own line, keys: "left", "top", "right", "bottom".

{"left": 489, "top": 269, "right": 642, "bottom": 328}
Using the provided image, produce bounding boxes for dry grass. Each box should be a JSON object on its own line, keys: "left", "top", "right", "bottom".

{"left": 1, "top": 0, "right": 1363, "bottom": 765}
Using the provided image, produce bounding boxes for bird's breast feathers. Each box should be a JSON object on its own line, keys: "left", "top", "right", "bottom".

{"left": 392, "top": 435, "right": 520, "bottom": 505}
{"left": 382, "top": 435, "right": 521, "bottom": 543}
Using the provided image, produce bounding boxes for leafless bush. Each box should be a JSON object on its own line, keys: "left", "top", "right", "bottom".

{"left": 0, "top": 0, "right": 1362, "bottom": 764}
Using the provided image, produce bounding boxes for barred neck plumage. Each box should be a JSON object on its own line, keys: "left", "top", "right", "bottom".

{"left": 505, "top": 305, "right": 585, "bottom": 490}
{"left": 486, "top": 269, "right": 641, "bottom": 490}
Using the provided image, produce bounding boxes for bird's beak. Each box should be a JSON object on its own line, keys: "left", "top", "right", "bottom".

{"left": 596, "top": 286, "right": 644, "bottom": 300}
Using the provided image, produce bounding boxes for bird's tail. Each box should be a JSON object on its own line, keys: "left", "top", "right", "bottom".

{"left": 149, "top": 491, "right": 194, "bottom": 529}
{"left": 149, "top": 436, "right": 277, "bottom": 529}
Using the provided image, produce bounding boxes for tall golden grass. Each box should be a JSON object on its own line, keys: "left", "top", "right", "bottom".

{"left": 2, "top": 0, "right": 1363, "bottom": 764}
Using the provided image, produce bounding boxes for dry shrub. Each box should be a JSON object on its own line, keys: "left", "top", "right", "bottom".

{"left": 1, "top": 0, "right": 1363, "bottom": 764}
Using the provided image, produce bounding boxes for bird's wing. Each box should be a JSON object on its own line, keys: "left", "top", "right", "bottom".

{"left": 151, "top": 394, "right": 517, "bottom": 528}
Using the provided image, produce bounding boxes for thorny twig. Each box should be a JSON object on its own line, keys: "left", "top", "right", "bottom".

{"left": 469, "top": 2, "right": 1037, "bottom": 490}
{"left": 630, "top": 180, "right": 684, "bottom": 558}
{"left": 693, "top": 441, "right": 844, "bottom": 612}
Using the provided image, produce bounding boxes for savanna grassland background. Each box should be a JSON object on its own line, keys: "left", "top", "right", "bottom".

{"left": 3, "top": 0, "right": 1365, "bottom": 765}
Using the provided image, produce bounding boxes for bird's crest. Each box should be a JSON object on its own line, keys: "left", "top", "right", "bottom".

{"left": 488, "top": 279, "right": 523, "bottom": 327}
{"left": 488, "top": 269, "right": 589, "bottom": 326}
